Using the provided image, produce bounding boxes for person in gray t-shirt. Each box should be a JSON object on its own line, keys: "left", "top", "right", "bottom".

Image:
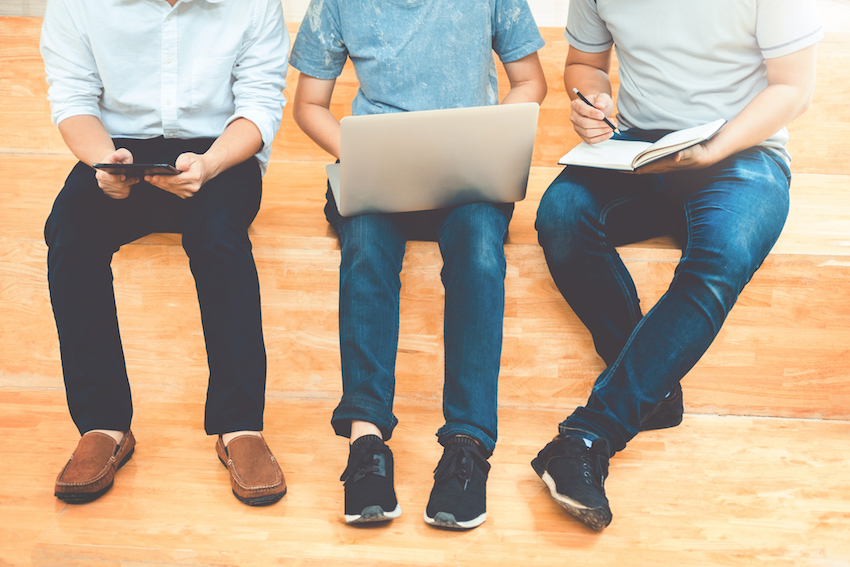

{"left": 532, "top": 0, "right": 821, "bottom": 531}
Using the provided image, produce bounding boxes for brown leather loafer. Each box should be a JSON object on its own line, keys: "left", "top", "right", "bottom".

{"left": 216, "top": 434, "right": 286, "bottom": 506}
{"left": 55, "top": 430, "right": 135, "bottom": 503}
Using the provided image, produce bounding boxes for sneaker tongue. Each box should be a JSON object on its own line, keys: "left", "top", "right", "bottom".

{"left": 583, "top": 438, "right": 594, "bottom": 449}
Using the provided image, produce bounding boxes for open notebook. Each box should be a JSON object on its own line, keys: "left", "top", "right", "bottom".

{"left": 559, "top": 119, "right": 726, "bottom": 171}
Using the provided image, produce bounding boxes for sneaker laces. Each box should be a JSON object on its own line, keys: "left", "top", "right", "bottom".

{"left": 545, "top": 435, "right": 609, "bottom": 487}
{"left": 433, "top": 440, "right": 490, "bottom": 491}
{"left": 340, "top": 439, "right": 387, "bottom": 486}
{"left": 569, "top": 438, "right": 609, "bottom": 486}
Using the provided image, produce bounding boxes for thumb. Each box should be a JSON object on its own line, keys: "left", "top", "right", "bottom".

{"left": 111, "top": 148, "right": 133, "bottom": 164}
{"left": 175, "top": 152, "right": 199, "bottom": 173}
{"left": 594, "top": 93, "right": 614, "bottom": 113}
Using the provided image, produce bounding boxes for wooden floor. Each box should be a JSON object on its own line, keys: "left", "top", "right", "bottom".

{"left": 1, "top": 14, "right": 850, "bottom": 567}
{"left": 3, "top": 391, "right": 850, "bottom": 567}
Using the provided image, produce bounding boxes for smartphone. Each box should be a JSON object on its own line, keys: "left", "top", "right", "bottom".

{"left": 92, "top": 163, "right": 181, "bottom": 176}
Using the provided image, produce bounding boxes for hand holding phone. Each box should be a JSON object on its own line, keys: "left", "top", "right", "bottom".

{"left": 93, "top": 148, "right": 144, "bottom": 199}
{"left": 92, "top": 163, "right": 181, "bottom": 176}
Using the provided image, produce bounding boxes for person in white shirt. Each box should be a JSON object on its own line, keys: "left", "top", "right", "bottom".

{"left": 41, "top": 0, "right": 290, "bottom": 506}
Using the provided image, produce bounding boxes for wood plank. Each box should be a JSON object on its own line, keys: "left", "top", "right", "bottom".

{"left": 2, "top": 155, "right": 849, "bottom": 419}
{"left": 3, "top": 232, "right": 849, "bottom": 420}
{"left": 1, "top": 390, "right": 848, "bottom": 567}
{"left": 4, "top": 156, "right": 849, "bottom": 256}
{"left": 3, "top": 18, "right": 849, "bottom": 174}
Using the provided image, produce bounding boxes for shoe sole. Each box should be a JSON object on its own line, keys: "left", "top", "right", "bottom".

{"left": 531, "top": 456, "right": 612, "bottom": 532}
{"left": 345, "top": 503, "right": 402, "bottom": 524}
{"left": 423, "top": 510, "right": 486, "bottom": 530}
{"left": 217, "top": 455, "right": 286, "bottom": 506}
{"left": 55, "top": 447, "right": 135, "bottom": 504}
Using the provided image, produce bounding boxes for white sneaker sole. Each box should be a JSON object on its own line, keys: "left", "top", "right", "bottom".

{"left": 423, "top": 510, "right": 486, "bottom": 530}
{"left": 540, "top": 471, "right": 611, "bottom": 532}
{"left": 345, "top": 503, "right": 402, "bottom": 524}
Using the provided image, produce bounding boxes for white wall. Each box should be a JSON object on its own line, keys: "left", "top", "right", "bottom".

{"left": 3, "top": 0, "right": 847, "bottom": 32}
{"left": 0, "top": 0, "right": 573, "bottom": 25}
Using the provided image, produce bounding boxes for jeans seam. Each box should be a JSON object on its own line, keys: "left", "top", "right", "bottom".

{"left": 598, "top": 196, "right": 644, "bottom": 331}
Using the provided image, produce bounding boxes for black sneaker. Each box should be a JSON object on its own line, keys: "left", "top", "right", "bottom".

{"left": 340, "top": 435, "right": 401, "bottom": 524}
{"left": 424, "top": 435, "right": 490, "bottom": 530}
{"left": 640, "top": 382, "right": 684, "bottom": 431}
{"left": 531, "top": 434, "right": 612, "bottom": 531}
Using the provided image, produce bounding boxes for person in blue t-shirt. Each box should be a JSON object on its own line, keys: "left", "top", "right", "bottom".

{"left": 289, "top": 0, "right": 546, "bottom": 529}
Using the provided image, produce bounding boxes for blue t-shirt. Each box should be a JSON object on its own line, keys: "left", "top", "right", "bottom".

{"left": 289, "top": 0, "right": 545, "bottom": 116}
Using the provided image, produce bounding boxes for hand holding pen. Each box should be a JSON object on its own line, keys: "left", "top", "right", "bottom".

{"left": 570, "top": 88, "right": 620, "bottom": 144}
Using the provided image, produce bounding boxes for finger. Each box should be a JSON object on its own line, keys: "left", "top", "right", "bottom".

{"left": 572, "top": 100, "right": 606, "bottom": 121}
{"left": 585, "top": 131, "right": 614, "bottom": 145}
{"left": 594, "top": 93, "right": 614, "bottom": 111}
{"left": 110, "top": 148, "right": 133, "bottom": 164}
{"left": 174, "top": 152, "right": 198, "bottom": 173}
{"left": 576, "top": 121, "right": 615, "bottom": 139}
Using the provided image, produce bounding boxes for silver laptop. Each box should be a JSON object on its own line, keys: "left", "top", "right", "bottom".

{"left": 326, "top": 102, "right": 539, "bottom": 217}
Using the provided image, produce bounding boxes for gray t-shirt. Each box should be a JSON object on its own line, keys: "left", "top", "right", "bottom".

{"left": 290, "top": 0, "right": 545, "bottom": 116}
{"left": 566, "top": 0, "right": 823, "bottom": 162}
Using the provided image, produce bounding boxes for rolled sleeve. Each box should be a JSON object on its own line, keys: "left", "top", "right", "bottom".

{"left": 289, "top": 0, "right": 349, "bottom": 80}
{"left": 40, "top": 0, "right": 103, "bottom": 126}
{"left": 492, "top": 0, "right": 546, "bottom": 64}
{"left": 227, "top": 0, "right": 290, "bottom": 157}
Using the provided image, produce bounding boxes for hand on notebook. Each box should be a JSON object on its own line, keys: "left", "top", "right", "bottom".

{"left": 571, "top": 92, "right": 616, "bottom": 145}
{"left": 633, "top": 142, "right": 716, "bottom": 175}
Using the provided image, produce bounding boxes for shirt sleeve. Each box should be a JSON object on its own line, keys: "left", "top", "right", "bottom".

{"left": 491, "top": 0, "right": 545, "bottom": 63}
{"left": 756, "top": 0, "right": 823, "bottom": 59}
{"left": 564, "top": 0, "right": 613, "bottom": 53}
{"left": 226, "top": 0, "right": 290, "bottom": 153}
{"left": 40, "top": 0, "right": 103, "bottom": 126}
{"left": 289, "top": 0, "right": 348, "bottom": 80}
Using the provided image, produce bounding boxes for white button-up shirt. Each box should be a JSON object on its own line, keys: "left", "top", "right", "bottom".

{"left": 40, "top": 0, "right": 290, "bottom": 174}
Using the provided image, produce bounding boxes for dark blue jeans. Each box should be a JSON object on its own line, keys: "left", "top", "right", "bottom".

{"left": 45, "top": 137, "right": 266, "bottom": 436}
{"left": 325, "top": 189, "right": 513, "bottom": 454}
{"left": 535, "top": 143, "right": 791, "bottom": 454}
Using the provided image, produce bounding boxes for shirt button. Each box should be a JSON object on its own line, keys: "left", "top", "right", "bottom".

{"left": 166, "top": 57, "right": 172, "bottom": 64}
{"left": 166, "top": 100, "right": 172, "bottom": 105}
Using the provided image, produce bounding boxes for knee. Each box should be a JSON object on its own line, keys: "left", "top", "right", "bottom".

{"left": 535, "top": 180, "right": 590, "bottom": 253}
{"left": 451, "top": 235, "right": 506, "bottom": 281}
{"left": 182, "top": 213, "right": 250, "bottom": 263}
{"left": 441, "top": 207, "right": 508, "bottom": 280}
{"left": 338, "top": 216, "right": 405, "bottom": 287}
{"left": 677, "top": 235, "right": 769, "bottom": 313}
{"left": 44, "top": 204, "right": 107, "bottom": 260}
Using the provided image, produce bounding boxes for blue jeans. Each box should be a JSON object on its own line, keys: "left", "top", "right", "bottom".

{"left": 535, "top": 142, "right": 791, "bottom": 454}
{"left": 45, "top": 138, "right": 266, "bottom": 436}
{"left": 325, "top": 189, "right": 513, "bottom": 455}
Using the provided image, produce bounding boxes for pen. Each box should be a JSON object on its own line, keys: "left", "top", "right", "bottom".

{"left": 572, "top": 88, "right": 621, "bottom": 134}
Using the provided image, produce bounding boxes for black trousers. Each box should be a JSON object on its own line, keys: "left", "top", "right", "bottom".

{"left": 45, "top": 137, "right": 266, "bottom": 435}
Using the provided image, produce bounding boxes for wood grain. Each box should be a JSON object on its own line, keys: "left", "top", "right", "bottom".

{"left": 1, "top": 14, "right": 849, "bottom": 567}
{"left": 0, "top": 391, "right": 847, "bottom": 567}
{"left": 3, "top": 19, "right": 848, "bottom": 174}
{"left": 2, "top": 154, "right": 848, "bottom": 419}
